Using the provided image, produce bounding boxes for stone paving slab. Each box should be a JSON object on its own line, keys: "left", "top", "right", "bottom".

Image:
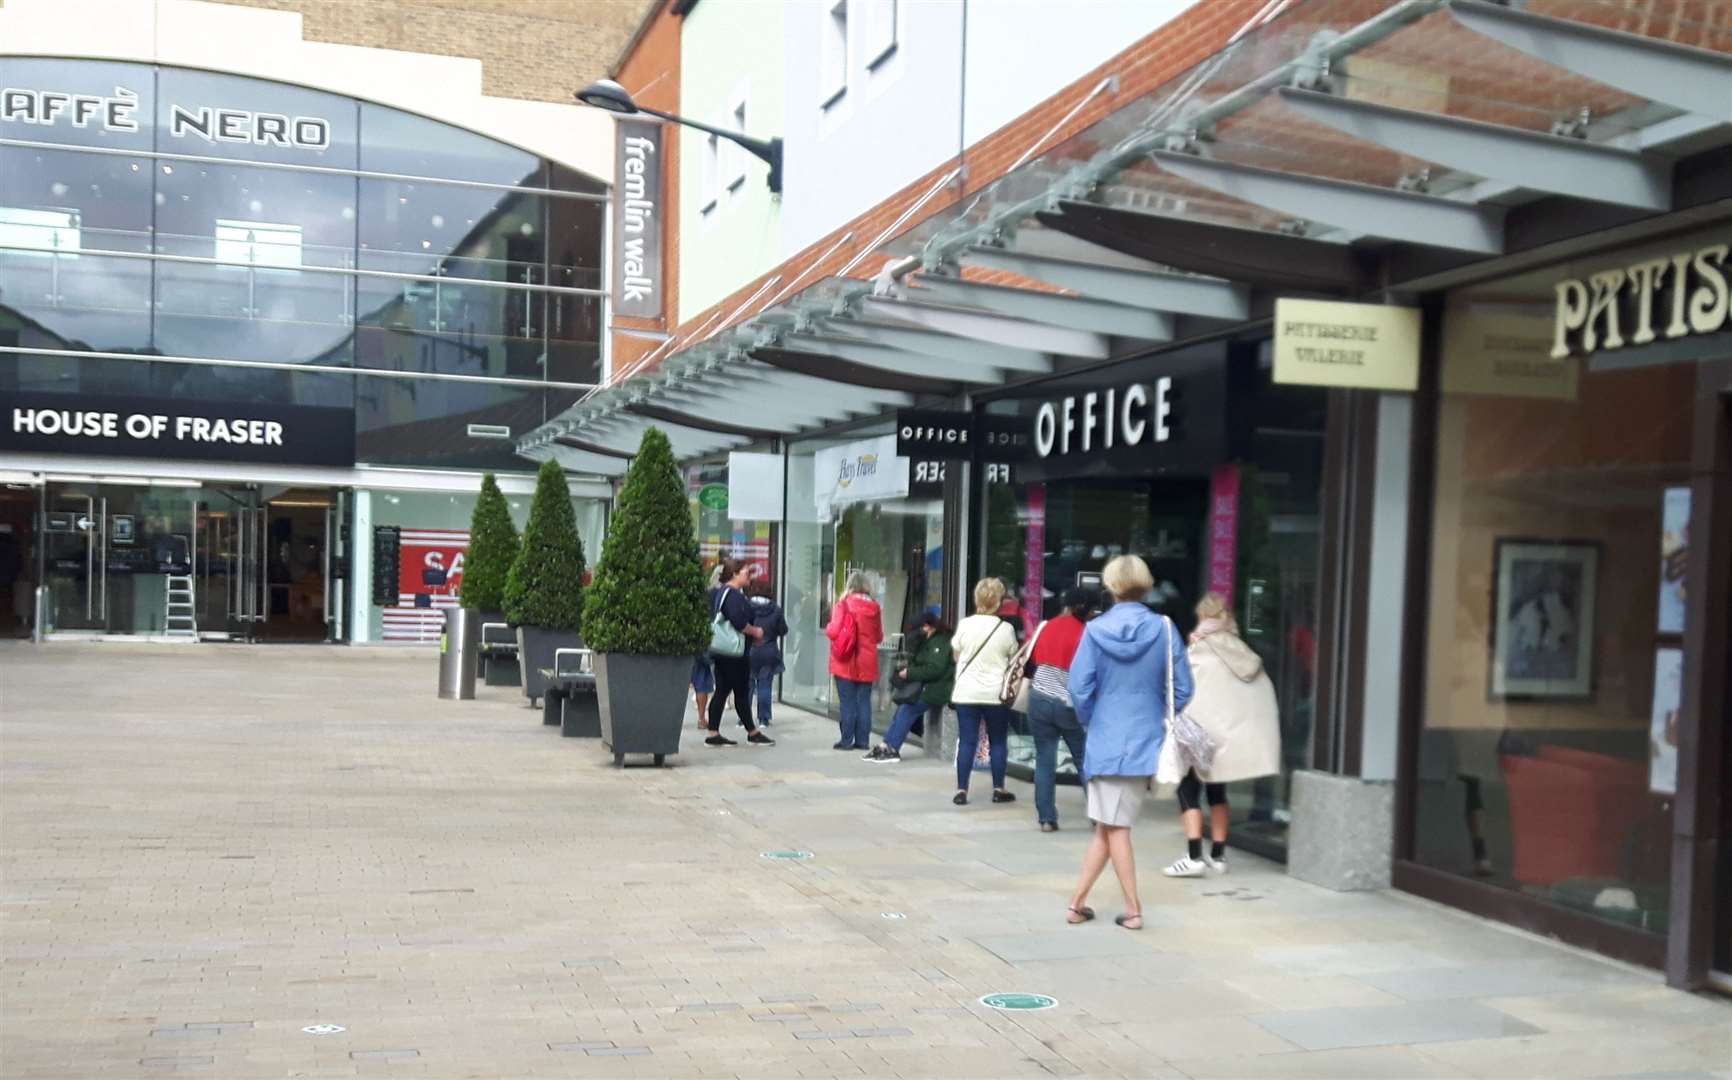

{"left": 2, "top": 643, "right": 1728, "bottom": 1080}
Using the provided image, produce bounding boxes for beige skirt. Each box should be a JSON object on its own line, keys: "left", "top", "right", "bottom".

{"left": 1086, "top": 776, "right": 1148, "bottom": 828}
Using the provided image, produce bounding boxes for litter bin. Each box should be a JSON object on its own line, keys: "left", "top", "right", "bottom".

{"left": 438, "top": 607, "right": 479, "bottom": 700}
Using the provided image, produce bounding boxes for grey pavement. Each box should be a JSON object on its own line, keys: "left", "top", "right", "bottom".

{"left": 2, "top": 643, "right": 1727, "bottom": 1079}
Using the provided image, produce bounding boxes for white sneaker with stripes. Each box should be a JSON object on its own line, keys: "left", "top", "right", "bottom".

{"left": 1162, "top": 856, "right": 1207, "bottom": 878}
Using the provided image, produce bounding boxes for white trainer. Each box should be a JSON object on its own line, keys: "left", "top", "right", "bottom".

{"left": 1162, "top": 856, "right": 1207, "bottom": 878}
{"left": 1206, "top": 855, "right": 1228, "bottom": 874}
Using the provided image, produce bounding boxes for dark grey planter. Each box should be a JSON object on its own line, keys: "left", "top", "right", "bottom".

{"left": 594, "top": 653, "right": 687, "bottom": 767}
{"left": 561, "top": 685, "right": 601, "bottom": 738}
{"left": 517, "top": 626, "right": 581, "bottom": 705}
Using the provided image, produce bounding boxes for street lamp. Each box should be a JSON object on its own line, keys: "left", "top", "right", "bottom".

{"left": 576, "top": 79, "right": 784, "bottom": 195}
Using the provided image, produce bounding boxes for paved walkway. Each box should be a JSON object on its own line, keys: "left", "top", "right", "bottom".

{"left": 1, "top": 644, "right": 1727, "bottom": 1080}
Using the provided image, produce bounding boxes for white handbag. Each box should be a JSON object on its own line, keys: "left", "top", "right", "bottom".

{"left": 1158, "top": 617, "right": 1217, "bottom": 779}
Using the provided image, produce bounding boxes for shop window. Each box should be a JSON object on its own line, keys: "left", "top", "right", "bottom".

{"left": 821, "top": 0, "right": 849, "bottom": 109}
{"left": 357, "top": 179, "right": 544, "bottom": 285}
{"left": 358, "top": 103, "right": 540, "bottom": 188}
{"left": 974, "top": 340, "right": 1324, "bottom": 851}
{"left": 157, "top": 67, "right": 359, "bottom": 170}
{"left": 0, "top": 57, "right": 157, "bottom": 153}
{"left": 1413, "top": 240, "right": 1721, "bottom": 937}
{"left": 726, "top": 98, "right": 749, "bottom": 195}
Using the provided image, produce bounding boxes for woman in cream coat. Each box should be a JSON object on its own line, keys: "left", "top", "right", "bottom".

{"left": 1162, "top": 593, "right": 1280, "bottom": 878}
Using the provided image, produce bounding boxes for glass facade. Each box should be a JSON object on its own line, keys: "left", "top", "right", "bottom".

{"left": 783, "top": 424, "right": 947, "bottom": 725}
{"left": 1415, "top": 228, "right": 1732, "bottom": 938}
{"left": 976, "top": 340, "right": 1326, "bottom": 852}
{"left": 0, "top": 57, "right": 606, "bottom": 471}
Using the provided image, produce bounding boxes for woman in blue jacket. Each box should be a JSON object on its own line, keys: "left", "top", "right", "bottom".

{"left": 1063, "top": 555, "right": 1193, "bottom": 930}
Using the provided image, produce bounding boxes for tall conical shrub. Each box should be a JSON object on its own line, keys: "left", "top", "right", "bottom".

{"left": 582, "top": 427, "right": 708, "bottom": 655}
{"left": 503, "top": 458, "right": 586, "bottom": 632}
{"left": 459, "top": 473, "right": 518, "bottom": 613}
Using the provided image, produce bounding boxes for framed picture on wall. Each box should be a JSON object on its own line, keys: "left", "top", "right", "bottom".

{"left": 1489, "top": 539, "right": 1599, "bottom": 700}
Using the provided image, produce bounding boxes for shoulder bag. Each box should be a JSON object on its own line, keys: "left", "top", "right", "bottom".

{"left": 1002, "top": 619, "right": 1049, "bottom": 713}
{"left": 1163, "top": 615, "right": 1217, "bottom": 774}
{"left": 708, "top": 587, "right": 747, "bottom": 658}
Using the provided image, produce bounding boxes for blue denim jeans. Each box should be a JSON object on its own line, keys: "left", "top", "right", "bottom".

{"left": 752, "top": 671, "right": 775, "bottom": 726}
{"left": 835, "top": 677, "right": 873, "bottom": 747}
{"left": 1028, "top": 692, "right": 1087, "bottom": 825}
{"left": 883, "top": 701, "right": 931, "bottom": 751}
{"left": 954, "top": 704, "right": 1010, "bottom": 792}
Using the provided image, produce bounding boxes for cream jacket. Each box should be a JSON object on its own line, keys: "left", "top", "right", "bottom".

{"left": 1186, "top": 630, "right": 1282, "bottom": 783}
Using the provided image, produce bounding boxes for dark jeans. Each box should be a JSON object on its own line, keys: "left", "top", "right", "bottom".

{"left": 708, "top": 655, "right": 757, "bottom": 733}
{"left": 752, "top": 670, "right": 774, "bottom": 726}
{"left": 836, "top": 677, "right": 873, "bottom": 747}
{"left": 884, "top": 701, "right": 937, "bottom": 751}
{"left": 954, "top": 703, "right": 1010, "bottom": 792}
{"left": 1028, "top": 692, "right": 1086, "bottom": 825}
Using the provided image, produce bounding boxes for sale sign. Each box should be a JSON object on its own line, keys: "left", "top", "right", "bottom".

{"left": 381, "top": 528, "right": 469, "bottom": 642}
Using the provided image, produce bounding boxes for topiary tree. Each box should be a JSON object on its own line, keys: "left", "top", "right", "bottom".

{"left": 582, "top": 427, "right": 708, "bottom": 655}
{"left": 459, "top": 472, "right": 518, "bottom": 613}
{"left": 503, "top": 458, "right": 585, "bottom": 632}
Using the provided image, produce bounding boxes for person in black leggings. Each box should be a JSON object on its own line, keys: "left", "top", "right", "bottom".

{"left": 707, "top": 558, "right": 774, "bottom": 747}
{"left": 1163, "top": 769, "right": 1229, "bottom": 878}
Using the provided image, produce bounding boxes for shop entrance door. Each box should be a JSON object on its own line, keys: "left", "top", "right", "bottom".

{"left": 197, "top": 486, "right": 340, "bottom": 642}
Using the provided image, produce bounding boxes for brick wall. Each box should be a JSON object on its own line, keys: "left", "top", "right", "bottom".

{"left": 209, "top": 0, "right": 655, "bottom": 103}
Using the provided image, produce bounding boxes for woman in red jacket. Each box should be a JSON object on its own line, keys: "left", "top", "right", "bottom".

{"left": 825, "top": 571, "right": 884, "bottom": 751}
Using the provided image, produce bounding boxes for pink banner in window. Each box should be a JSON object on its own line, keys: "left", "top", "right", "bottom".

{"left": 1208, "top": 465, "right": 1239, "bottom": 607}
{"left": 1022, "top": 482, "right": 1046, "bottom": 634}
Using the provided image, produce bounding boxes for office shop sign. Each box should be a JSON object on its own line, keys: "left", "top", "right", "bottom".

{"left": 612, "top": 118, "right": 663, "bottom": 319}
{"left": 1, "top": 84, "right": 332, "bottom": 150}
{"left": 1, "top": 392, "right": 356, "bottom": 467}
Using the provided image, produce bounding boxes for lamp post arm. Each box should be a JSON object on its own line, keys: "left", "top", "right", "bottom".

{"left": 634, "top": 104, "right": 780, "bottom": 168}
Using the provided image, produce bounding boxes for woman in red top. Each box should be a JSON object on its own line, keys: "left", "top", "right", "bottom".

{"left": 1026, "top": 587, "right": 1099, "bottom": 831}
{"left": 825, "top": 571, "right": 884, "bottom": 751}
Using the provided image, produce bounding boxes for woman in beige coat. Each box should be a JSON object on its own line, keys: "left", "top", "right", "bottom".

{"left": 1162, "top": 593, "right": 1280, "bottom": 878}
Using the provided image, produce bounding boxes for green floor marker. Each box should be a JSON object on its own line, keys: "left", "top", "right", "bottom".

{"left": 759, "top": 850, "right": 813, "bottom": 860}
{"left": 980, "top": 993, "right": 1058, "bottom": 1011}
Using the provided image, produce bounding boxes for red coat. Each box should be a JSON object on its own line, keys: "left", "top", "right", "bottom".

{"left": 825, "top": 593, "right": 884, "bottom": 683}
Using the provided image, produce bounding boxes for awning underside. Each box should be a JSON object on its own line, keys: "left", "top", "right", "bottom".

{"left": 520, "top": 0, "right": 1732, "bottom": 472}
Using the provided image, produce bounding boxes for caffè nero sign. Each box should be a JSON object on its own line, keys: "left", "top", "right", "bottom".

{"left": 1552, "top": 240, "right": 1729, "bottom": 359}
{"left": 0, "top": 84, "right": 332, "bottom": 149}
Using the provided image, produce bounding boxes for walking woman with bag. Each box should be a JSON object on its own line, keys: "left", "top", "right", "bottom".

{"left": 706, "top": 559, "right": 774, "bottom": 747}
{"left": 1161, "top": 592, "right": 1280, "bottom": 877}
{"left": 949, "top": 578, "right": 1021, "bottom": 807}
{"left": 1064, "top": 556, "right": 1193, "bottom": 930}
{"left": 864, "top": 614, "right": 953, "bottom": 763}
{"left": 825, "top": 571, "right": 884, "bottom": 751}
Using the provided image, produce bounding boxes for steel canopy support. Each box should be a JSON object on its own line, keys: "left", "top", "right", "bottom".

{"left": 1148, "top": 150, "right": 1506, "bottom": 254}
{"left": 859, "top": 295, "right": 1111, "bottom": 358}
{"left": 962, "top": 245, "right": 1252, "bottom": 320}
{"left": 1447, "top": 0, "right": 1732, "bottom": 124}
{"left": 727, "top": 364, "right": 915, "bottom": 411}
{"left": 547, "top": 441, "right": 631, "bottom": 476}
{"left": 751, "top": 346, "right": 961, "bottom": 395}
{"left": 654, "top": 380, "right": 860, "bottom": 426}
{"left": 1277, "top": 88, "right": 1671, "bottom": 211}
{"left": 623, "top": 402, "right": 790, "bottom": 439}
{"left": 907, "top": 274, "right": 1176, "bottom": 340}
{"left": 585, "top": 418, "right": 745, "bottom": 458}
{"left": 820, "top": 317, "right": 1052, "bottom": 374}
{"left": 781, "top": 332, "right": 1006, "bottom": 384}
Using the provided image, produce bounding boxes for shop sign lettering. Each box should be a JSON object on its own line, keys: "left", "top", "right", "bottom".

{"left": 0, "top": 391, "right": 355, "bottom": 467}
{"left": 1273, "top": 299, "right": 1422, "bottom": 391}
{"left": 168, "top": 104, "right": 330, "bottom": 149}
{"left": 1552, "top": 242, "right": 1730, "bottom": 358}
{"left": 0, "top": 84, "right": 332, "bottom": 149}
{"left": 0, "top": 85, "right": 138, "bottom": 131}
{"left": 1034, "top": 380, "right": 1173, "bottom": 459}
{"left": 613, "top": 119, "right": 662, "bottom": 319}
{"left": 896, "top": 409, "right": 973, "bottom": 460}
